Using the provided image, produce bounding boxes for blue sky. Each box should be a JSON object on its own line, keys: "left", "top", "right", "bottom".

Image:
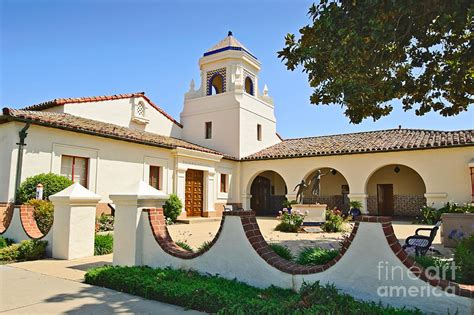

{"left": 1, "top": 0, "right": 472, "bottom": 138}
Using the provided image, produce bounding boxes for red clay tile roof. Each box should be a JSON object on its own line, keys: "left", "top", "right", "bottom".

{"left": 243, "top": 129, "right": 474, "bottom": 160}
{"left": 1, "top": 108, "right": 233, "bottom": 159}
{"left": 22, "top": 92, "right": 183, "bottom": 128}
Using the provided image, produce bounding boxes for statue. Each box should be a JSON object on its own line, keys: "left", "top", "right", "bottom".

{"left": 293, "top": 180, "right": 308, "bottom": 204}
{"left": 309, "top": 169, "right": 333, "bottom": 198}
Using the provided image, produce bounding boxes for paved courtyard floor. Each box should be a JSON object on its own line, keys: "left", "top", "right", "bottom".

{"left": 0, "top": 264, "right": 202, "bottom": 314}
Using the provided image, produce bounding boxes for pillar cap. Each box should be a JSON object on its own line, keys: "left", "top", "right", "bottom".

{"left": 110, "top": 181, "right": 169, "bottom": 202}
{"left": 49, "top": 183, "right": 101, "bottom": 204}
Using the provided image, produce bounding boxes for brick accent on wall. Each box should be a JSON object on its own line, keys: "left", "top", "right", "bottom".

{"left": 145, "top": 208, "right": 225, "bottom": 259}
{"left": 0, "top": 203, "right": 14, "bottom": 234}
{"left": 367, "top": 195, "right": 426, "bottom": 216}
{"left": 19, "top": 205, "right": 45, "bottom": 239}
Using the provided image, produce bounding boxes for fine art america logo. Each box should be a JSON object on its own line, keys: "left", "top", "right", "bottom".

{"left": 376, "top": 260, "right": 456, "bottom": 297}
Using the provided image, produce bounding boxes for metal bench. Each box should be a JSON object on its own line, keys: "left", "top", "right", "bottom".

{"left": 402, "top": 221, "right": 442, "bottom": 256}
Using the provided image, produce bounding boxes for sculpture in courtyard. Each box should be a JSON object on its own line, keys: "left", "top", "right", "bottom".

{"left": 309, "top": 169, "right": 333, "bottom": 199}
{"left": 293, "top": 180, "right": 308, "bottom": 204}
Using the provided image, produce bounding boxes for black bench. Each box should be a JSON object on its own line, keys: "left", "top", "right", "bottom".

{"left": 402, "top": 221, "right": 442, "bottom": 256}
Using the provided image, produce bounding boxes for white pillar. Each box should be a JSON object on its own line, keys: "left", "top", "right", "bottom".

{"left": 175, "top": 168, "right": 187, "bottom": 218}
{"left": 50, "top": 183, "right": 101, "bottom": 260}
{"left": 110, "top": 181, "right": 168, "bottom": 266}
{"left": 205, "top": 171, "right": 216, "bottom": 214}
{"left": 347, "top": 193, "right": 368, "bottom": 214}
{"left": 242, "top": 194, "right": 252, "bottom": 210}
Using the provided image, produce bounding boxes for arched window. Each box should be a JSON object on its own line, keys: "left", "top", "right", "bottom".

{"left": 208, "top": 74, "right": 224, "bottom": 95}
{"left": 245, "top": 77, "right": 254, "bottom": 95}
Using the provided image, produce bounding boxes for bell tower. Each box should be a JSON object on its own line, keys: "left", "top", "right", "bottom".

{"left": 180, "top": 32, "right": 280, "bottom": 159}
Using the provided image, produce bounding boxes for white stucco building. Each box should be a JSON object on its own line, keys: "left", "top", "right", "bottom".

{"left": 1, "top": 33, "right": 473, "bottom": 218}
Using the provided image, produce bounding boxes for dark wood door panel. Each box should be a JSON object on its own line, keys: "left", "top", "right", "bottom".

{"left": 185, "top": 169, "right": 204, "bottom": 217}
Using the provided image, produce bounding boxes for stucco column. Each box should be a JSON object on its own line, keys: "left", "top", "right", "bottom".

{"left": 347, "top": 193, "right": 368, "bottom": 214}
{"left": 242, "top": 194, "right": 252, "bottom": 210}
{"left": 424, "top": 192, "right": 448, "bottom": 209}
{"left": 50, "top": 183, "right": 101, "bottom": 260}
{"left": 204, "top": 171, "right": 216, "bottom": 215}
{"left": 110, "top": 181, "right": 168, "bottom": 266}
{"left": 175, "top": 168, "right": 187, "bottom": 218}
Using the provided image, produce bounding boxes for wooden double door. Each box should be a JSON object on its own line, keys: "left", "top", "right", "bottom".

{"left": 185, "top": 169, "right": 204, "bottom": 217}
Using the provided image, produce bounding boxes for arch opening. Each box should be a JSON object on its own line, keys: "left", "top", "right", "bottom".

{"left": 302, "top": 168, "right": 350, "bottom": 212}
{"left": 208, "top": 73, "right": 224, "bottom": 95}
{"left": 250, "top": 171, "right": 287, "bottom": 216}
{"left": 365, "top": 164, "right": 426, "bottom": 217}
{"left": 244, "top": 77, "right": 254, "bottom": 95}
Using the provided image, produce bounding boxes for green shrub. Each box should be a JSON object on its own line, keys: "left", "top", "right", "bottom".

{"left": 96, "top": 214, "right": 114, "bottom": 232}
{"left": 17, "top": 173, "right": 73, "bottom": 203}
{"left": 322, "top": 208, "right": 345, "bottom": 232}
{"left": 197, "top": 241, "right": 212, "bottom": 252}
{"left": 414, "top": 256, "right": 455, "bottom": 281}
{"left": 270, "top": 243, "right": 294, "bottom": 261}
{"left": 176, "top": 241, "right": 193, "bottom": 252}
{"left": 0, "top": 236, "right": 14, "bottom": 249}
{"left": 275, "top": 209, "right": 305, "bottom": 232}
{"left": 454, "top": 235, "right": 474, "bottom": 284}
{"left": 163, "top": 194, "right": 183, "bottom": 223}
{"left": 297, "top": 247, "right": 339, "bottom": 265}
{"left": 416, "top": 202, "right": 474, "bottom": 224}
{"left": 0, "top": 239, "right": 47, "bottom": 262}
{"left": 27, "top": 199, "right": 54, "bottom": 234}
{"left": 0, "top": 243, "right": 21, "bottom": 261}
{"left": 18, "top": 239, "right": 48, "bottom": 260}
{"left": 84, "top": 266, "right": 420, "bottom": 314}
{"left": 275, "top": 221, "right": 299, "bottom": 232}
{"left": 94, "top": 234, "right": 113, "bottom": 256}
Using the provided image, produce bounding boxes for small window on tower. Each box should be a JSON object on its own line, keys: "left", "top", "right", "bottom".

{"left": 257, "top": 124, "right": 262, "bottom": 141}
{"left": 245, "top": 77, "right": 254, "bottom": 95}
{"left": 205, "top": 122, "right": 212, "bottom": 139}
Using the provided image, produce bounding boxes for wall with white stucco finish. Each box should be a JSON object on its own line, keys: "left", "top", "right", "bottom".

{"left": 116, "top": 209, "right": 473, "bottom": 314}
{"left": 44, "top": 97, "right": 182, "bottom": 138}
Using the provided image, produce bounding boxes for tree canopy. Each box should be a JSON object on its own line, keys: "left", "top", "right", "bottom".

{"left": 278, "top": 0, "right": 473, "bottom": 123}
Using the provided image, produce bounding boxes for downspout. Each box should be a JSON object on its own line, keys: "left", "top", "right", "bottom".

{"left": 14, "top": 123, "right": 30, "bottom": 203}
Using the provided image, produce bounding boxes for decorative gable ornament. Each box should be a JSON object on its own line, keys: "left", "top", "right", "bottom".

{"left": 132, "top": 100, "right": 149, "bottom": 124}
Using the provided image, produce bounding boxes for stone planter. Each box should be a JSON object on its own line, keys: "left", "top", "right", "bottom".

{"left": 441, "top": 213, "right": 474, "bottom": 248}
{"left": 292, "top": 204, "right": 327, "bottom": 226}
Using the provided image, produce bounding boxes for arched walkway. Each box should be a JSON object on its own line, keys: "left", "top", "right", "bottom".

{"left": 250, "top": 171, "right": 287, "bottom": 216}
{"left": 365, "top": 164, "right": 426, "bottom": 216}
{"left": 302, "top": 168, "right": 350, "bottom": 211}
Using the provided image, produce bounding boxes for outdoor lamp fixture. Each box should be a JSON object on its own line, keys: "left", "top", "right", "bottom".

{"left": 394, "top": 166, "right": 401, "bottom": 173}
{"left": 331, "top": 169, "right": 337, "bottom": 175}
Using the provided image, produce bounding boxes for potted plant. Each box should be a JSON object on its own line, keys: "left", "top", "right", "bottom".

{"left": 348, "top": 200, "right": 362, "bottom": 218}
{"left": 440, "top": 202, "right": 474, "bottom": 248}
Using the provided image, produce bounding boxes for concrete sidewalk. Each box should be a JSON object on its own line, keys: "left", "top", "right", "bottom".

{"left": 0, "top": 266, "right": 202, "bottom": 314}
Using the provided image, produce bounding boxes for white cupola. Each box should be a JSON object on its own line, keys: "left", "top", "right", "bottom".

{"left": 180, "top": 32, "right": 280, "bottom": 159}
